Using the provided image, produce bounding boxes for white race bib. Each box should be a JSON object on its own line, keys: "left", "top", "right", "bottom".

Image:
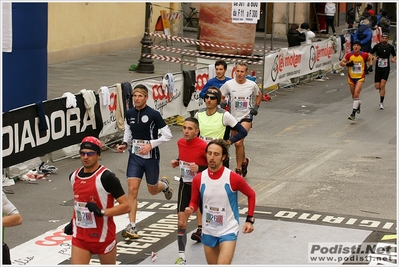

{"left": 200, "top": 136, "right": 217, "bottom": 144}
{"left": 75, "top": 201, "right": 97, "bottom": 229}
{"left": 233, "top": 97, "right": 250, "bottom": 111}
{"left": 378, "top": 58, "right": 388, "bottom": 68}
{"left": 352, "top": 63, "right": 362, "bottom": 74}
{"left": 179, "top": 160, "right": 196, "bottom": 183}
{"left": 132, "top": 139, "right": 151, "bottom": 159}
{"left": 204, "top": 204, "right": 226, "bottom": 229}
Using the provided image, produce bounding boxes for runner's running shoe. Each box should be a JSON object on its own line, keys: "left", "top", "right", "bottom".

{"left": 241, "top": 158, "right": 250, "bottom": 177}
{"left": 379, "top": 103, "right": 384, "bottom": 110}
{"left": 348, "top": 114, "right": 355, "bottom": 121}
{"left": 191, "top": 228, "right": 202, "bottom": 242}
{"left": 175, "top": 257, "right": 186, "bottom": 265}
{"left": 121, "top": 224, "right": 139, "bottom": 239}
{"left": 235, "top": 168, "right": 242, "bottom": 176}
{"left": 161, "top": 176, "right": 173, "bottom": 200}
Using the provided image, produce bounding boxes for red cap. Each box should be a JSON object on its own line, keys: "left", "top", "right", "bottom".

{"left": 80, "top": 136, "right": 102, "bottom": 153}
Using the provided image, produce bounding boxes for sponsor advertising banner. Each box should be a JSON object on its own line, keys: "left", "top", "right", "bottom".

{"left": 2, "top": 94, "right": 103, "bottom": 168}
{"left": 263, "top": 39, "right": 338, "bottom": 88}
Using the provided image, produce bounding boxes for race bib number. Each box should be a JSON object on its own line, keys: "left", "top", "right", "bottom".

{"left": 204, "top": 204, "right": 226, "bottom": 229}
{"left": 132, "top": 139, "right": 151, "bottom": 159}
{"left": 378, "top": 58, "right": 388, "bottom": 68}
{"left": 200, "top": 136, "right": 217, "bottom": 144}
{"left": 352, "top": 63, "right": 362, "bottom": 74}
{"left": 233, "top": 97, "right": 249, "bottom": 111}
{"left": 179, "top": 160, "right": 196, "bottom": 182}
{"left": 75, "top": 202, "right": 97, "bottom": 229}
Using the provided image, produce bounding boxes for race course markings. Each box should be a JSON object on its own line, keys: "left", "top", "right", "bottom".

{"left": 11, "top": 200, "right": 395, "bottom": 265}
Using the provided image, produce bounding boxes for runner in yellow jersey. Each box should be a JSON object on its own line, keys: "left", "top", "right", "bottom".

{"left": 340, "top": 40, "right": 373, "bottom": 121}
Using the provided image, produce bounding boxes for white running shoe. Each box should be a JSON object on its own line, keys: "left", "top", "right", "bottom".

{"left": 121, "top": 224, "right": 139, "bottom": 239}
{"left": 161, "top": 176, "right": 173, "bottom": 200}
{"left": 379, "top": 103, "right": 384, "bottom": 110}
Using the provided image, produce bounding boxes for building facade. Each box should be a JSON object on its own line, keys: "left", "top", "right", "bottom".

{"left": 47, "top": 2, "right": 395, "bottom": 64}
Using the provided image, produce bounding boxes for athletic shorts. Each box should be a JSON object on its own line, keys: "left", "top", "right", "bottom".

{"left": 126, "top": 152, "right": 159, "bottom": 185}
{"left": 177, "top": 178, "right": 202, "bottom": 213}
{"left": 72, "top": 237, "right": 116, "bottom": 255}
{"left": 374, "top": 69, "right": 390, "bottom": 83}
{"left": 202, "top": 232, "right": 238, "bottom": 248}
{"left": 240, "top": 117, "right": 253, "bottom": 123}
{"left": 348, "top": 77, "right": 364, "bottom": 85}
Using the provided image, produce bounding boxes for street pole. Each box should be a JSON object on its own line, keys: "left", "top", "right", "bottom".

{"left": 137, "top": 2, "right": 154, "bottom": 73}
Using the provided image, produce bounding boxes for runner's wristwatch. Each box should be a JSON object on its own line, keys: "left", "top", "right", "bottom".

{"left": 246, "top": 215, "right": 255, "bottom": 224}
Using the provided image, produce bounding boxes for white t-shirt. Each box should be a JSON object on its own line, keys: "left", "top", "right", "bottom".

{"left": 220, "top": 79, "right": 260, "bottom": 122}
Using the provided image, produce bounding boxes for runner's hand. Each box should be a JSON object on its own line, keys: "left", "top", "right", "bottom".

{"left": 64, "top": 219, "right": 73, "bottom": 235}
{"left": 85, "top": 202, "right": 104, "bottom": 217}
{"left": 367, "top": 66, "right": 373, "bottom": 73}
{"left": 346, "top": 61, "right": 354, "bottom": 67}
{"left": 250, "top": 105, "right": 259, "bottom": 116}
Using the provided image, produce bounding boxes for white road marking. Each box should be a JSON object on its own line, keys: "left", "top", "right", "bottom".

{"left": 10, "top": 211, "right": 154, "bottom": 265}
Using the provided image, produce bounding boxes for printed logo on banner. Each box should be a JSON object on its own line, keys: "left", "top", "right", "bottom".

{"left": 269, "top": 50, "right": 303, "bottom": 81}
{"left": 195, "top": 73, "right": 209, "bottom": 91}
{"left": 309, "top": 46, "right": 316, "bottom": 70}
{"left": 99, "top": 90, "right": 118, "bottom": 138}
{"left": 271, "top": 55, "right": 279, "bottom": 82}
{"left": 2, "top": 95, "right": 102, "bottom": 168}
{"left": 264, "top": 39, "right": 339, "bottom": 89}
{"left": 151, "top": 82, "right": 181, "bottom": 117}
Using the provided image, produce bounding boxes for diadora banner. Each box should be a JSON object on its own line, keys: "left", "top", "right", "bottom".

{"left": 2, "top": 94, "right": 103, "bottom": 168}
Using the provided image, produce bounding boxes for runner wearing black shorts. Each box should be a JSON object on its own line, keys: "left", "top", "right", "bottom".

{"left": 369, "top": 32, "right": 397, "bottom": 110}
{"left": 171, "top": 117, "right": 208, "bottom": 265}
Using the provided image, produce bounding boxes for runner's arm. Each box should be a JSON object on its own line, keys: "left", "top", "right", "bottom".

{"left": 229, "top": 173, "right": 256, "bottom": 216}
{"left": 101, "top": 170, "right": 131, "bottom": 216}
{"left": 188, "top": 173, "right": 202, "bottom": 212}
{"left": 122, "top": 120, "right": 132, "bottom": 144}
{"left": 150, "top": 125, "right": 173, "bottom": 148}
{"left": 223, "top": 112, "right": 247, "bottom": 143}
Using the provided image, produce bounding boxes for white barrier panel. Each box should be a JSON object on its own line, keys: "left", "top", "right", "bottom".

{"left": 344, "top": 33, "right": 352, "bottom": 55}
{"left": 98, "top": 72, "right": 209, "bottom": 137}
{"left": 137, "top": 76, "right": 184, "bottom": 118}
{"left": 130, "top": 74, "right": 206, "bottom": 119}
{"left": 263, "top": 39, "right": 336, "bottom": 88}
{"left": 371, "top": 27, "right": 382, "bottom": 48}
{"left": 98, "top": 86, "right": 118, "bottom": 138}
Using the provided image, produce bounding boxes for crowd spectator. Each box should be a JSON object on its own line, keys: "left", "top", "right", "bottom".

{"left": 287, "top": 23, "right": 306, "bottom": 47}
{"left": 360, "top": 4, "right": 373, "bottom": 21}
{"left": 324, "top": 2, "right": 337, "bottom": 36}
{"left": 352, "top": 18, "right": 373, "bottom": 74}
{"left": 353, "top": 18, "right": 373, "bottom": 52}
{"left": 379, "top": 10, "right": 391, "bottom": 33}
{"left": 366, "top": 4, "right": 374, "bottom": 16}
{"left": 347, "top": 8, "right": 356, "bottom": 29}
{"left": 300, "top": 22, "right": 316, "bottom": 44}
{"left": 376, "top": 8, "right": 384, "bottom": 25}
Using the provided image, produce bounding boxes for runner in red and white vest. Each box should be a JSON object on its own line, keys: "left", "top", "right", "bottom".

{"left": 67, "top": 136, "right": 131, "bottom": 264}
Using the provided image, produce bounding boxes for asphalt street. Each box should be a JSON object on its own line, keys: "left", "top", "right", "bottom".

{"left": 3, "top": 27, "right": 397, "bottom": 265}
